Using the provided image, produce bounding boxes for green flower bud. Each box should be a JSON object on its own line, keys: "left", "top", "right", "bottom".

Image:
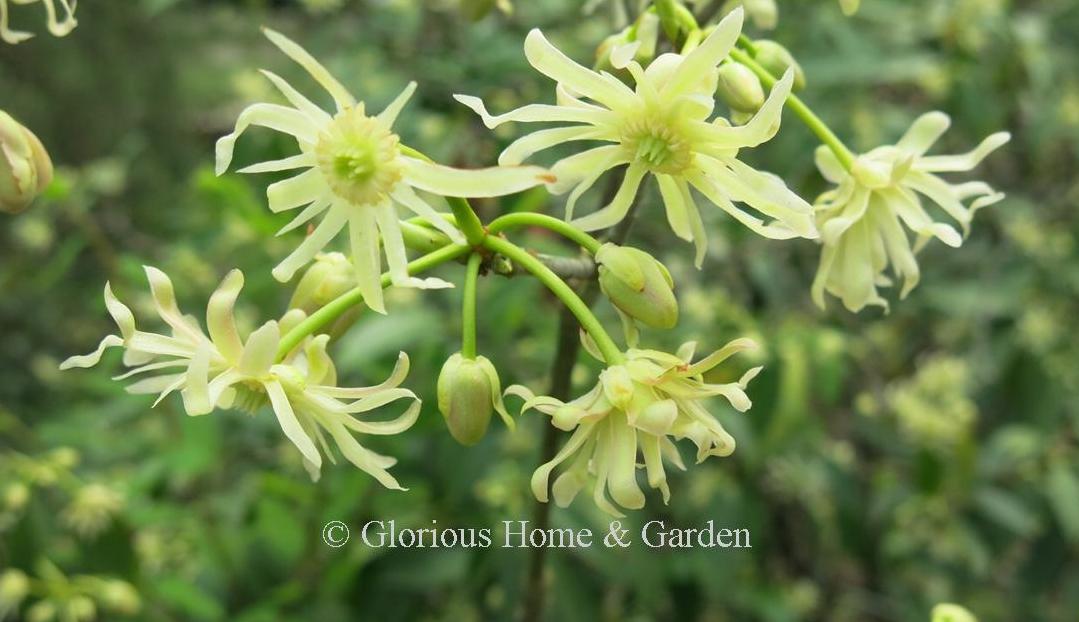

{"left": 0, "top": 569, "right": 29, "bottom": 608}
{"left": 753, "top": 40, "right": 806, "bottom": 91}
{"left": 1, "top": 110, "right": 53, "bottom": 214}
{"left": 839, "top": 0, "right": 860, "bottom": 16}
{"left": 27, "top": 601, "right": 56, "bottom": 622}
{"left": 437, "top": 353, "right": 513, "bottom": 445}
{"left": 721, "top": 0, "right": 778, "bottom": 30}
{"left": 98, "top": 580, "right": 141, "bottom": 615}
{"left": 289, "top": 252, "right": 354, "bottom": 314}
{"left": 931, "top": 604, "right": 978, "bottom": 622}
{"left": 595, "top": 11, "right": 660, "bottom": 74}
{"left": 3, "top": 482, "right": 29, "bottom": 511}
{"left": 717, "top": 62, "right": 766, "bottom": 114}
{"left": 596, "top": 243, "right": 678, "bottom": 330}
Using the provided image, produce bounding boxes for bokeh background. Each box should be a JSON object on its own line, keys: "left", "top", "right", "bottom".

{"left": 2, "top": 0, "right": 1078, "bottom": 620}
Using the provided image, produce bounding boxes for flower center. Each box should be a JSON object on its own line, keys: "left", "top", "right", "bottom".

{"left": 315, "top": 106, "right": 403, "bottom": 206}
{"left": 233, "top": 382, "right": 268, "bottom": 414}
{"left": 620, "top": 114, "right": 692, "bottom": 175}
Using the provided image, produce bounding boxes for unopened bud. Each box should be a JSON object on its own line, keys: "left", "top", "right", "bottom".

{"left": 722, "top": 0, "right": 778, "bottom": 30}
{"left": 931, "top": 604, "right": 978, "bottom": 622}
{"left": 596, "top": 244, "right": 678, "bottom": 330}
{"left": 437, "top": 353, "right": 512, "bottom": 445}
{"left": 753, "top": 40, "right": 806, "bottom": 91}
{"left": 596, "top": 11, "right": 661, "bottom": 73}
{"left": 1, "top": 111, "right": 53, "bottom": 214}
{"left": 289, "top": 252, "right": 354, "bottom": 314}
{"left": 839, "top": 0, "right": 860, "bottom": 16}
{"left": 3, "top": 482, "right": 29, "bottom": 510}
{"left": 717, "top": 63, "right": 766, "bottom": 113}
{"left": 0, "top": 569, "right": 29, "bottom": 607}
{"left": 98, "top": 580, "right": 141, "bottom": 615}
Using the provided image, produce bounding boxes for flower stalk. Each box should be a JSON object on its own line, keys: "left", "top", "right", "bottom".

{"left": 482, "top": 236, "right": 624, "bottom": 366}
{"left": 461, "top": 252, "right": 482, "bottom": 359}
{"left": 487, "top": 212, "right": 603, "bottom": 254}
{"left": 729, "top": 46, "right": 856, "bottom": 170}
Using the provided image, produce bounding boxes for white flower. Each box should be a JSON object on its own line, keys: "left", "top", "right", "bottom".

{"left": 61, "top": 267, "right": 421, "bottom": 488}
{"left": 216, "top": 28, "right": 552, "bottom": 312}
{"left": 507, "top": 338, "right": 760, "bottom": 516}
{"left": 454, "top": 8, "right": 817, "bottom": 267}
{"left": 0, "top": 0, "right": 76, "bottom": 44}
{"left": 812, "top": 112, "right": 1010, "bottom": 311}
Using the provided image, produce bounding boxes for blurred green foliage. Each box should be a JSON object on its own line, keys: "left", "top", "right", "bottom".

{"left": 1, "top": 0, "right": 1078, "bottom": 620}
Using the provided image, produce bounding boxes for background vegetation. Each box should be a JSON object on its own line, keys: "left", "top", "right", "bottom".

{"left": 2, "top": 0, "right": 1078, "bottom": 620}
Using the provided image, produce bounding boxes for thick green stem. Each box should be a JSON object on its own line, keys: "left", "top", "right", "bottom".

{"left": 447, "top": 197, "right": 487, "bottom": 247}
{"left": 461, "top": 252, "right": 481, "bottom": 359}
{"left": 487, "top": 212, "right": 602, "bottom": 255}
{"left": 275, "top": 243, "right": 471, "bottom": 361}
{"left": 482, "top": 236, "right": 623, "bottom": 365}
{"left": 729, "top": 47, "right": 857, "bottom": 170}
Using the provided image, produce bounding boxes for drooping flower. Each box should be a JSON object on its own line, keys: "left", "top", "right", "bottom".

{"left": 506, "top": 338, "right": 760, "bottom": 516}
{"left": 60, "top": 267, "right": 421, "bottom": 488}
{"left": 216, "top": 28, "right": 552, "bottom": 312}
{"left": 811, "top": 112, "right": 1010, "bottom": 311}
{"left": 454, "top": 8, "right": 817, "bottom": 267}
{"left": 0, "top": 0, "right": 76, "bottom": 44}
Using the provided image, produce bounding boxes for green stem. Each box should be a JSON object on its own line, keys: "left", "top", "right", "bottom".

{"left": 487, "top": 213, "right": 602, "bottom": 255}
{"left": 482, "top": 236, "right": 623, "bottom": 365}
{"left": 275, "top": 243, "right": 471, "bottom": 361}
{"left": 728, "top": 47, "right": 857, "bottom": 170}
{"left": 447, "top": 197, "right": 487, "bottom": 247}
{"left": 461, "top": 252, "right": 481, "bottom": 359}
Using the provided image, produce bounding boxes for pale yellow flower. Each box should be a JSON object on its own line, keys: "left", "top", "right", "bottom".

{"left": 455, "top": 8, "right": 817, "bottom": 267}
{"left": 0, "top": 0, "right": 76, "bottom": 44}
{"left": 216, "top": 29, "right": 551, "bottom": 312}
{"left": 61, "top": 267, "right": 421, "bottom": 488}
{"left": 62, "top": 483, "right": 122, "bottom": 538}
{"left": 812, "top": 112, "right": 1009, "bottom": 311}
{"left": 507, "top": 338, "right": 760, "bottom": 515}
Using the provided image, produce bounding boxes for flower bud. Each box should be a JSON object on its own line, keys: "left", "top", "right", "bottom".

{"left": 931, "top": 604, "right": 977, "bottom": 622}
{"left": 753, "top": 40, "right": 806, "bottom": 91}
{"left": 596, "top": 244, "right": 678, "bottom": 330}
{"left": 0, "top": 569, "right": 29, "bottom": 609}
{"left": 98, "top": 580, "right": 141, "bottom": 615}
{"left": 839, "top": 0, "right": 860, "bottom": 16}
{"left": 3, "top": 482, "right": 29, "bottom": 511}
{"left": 437, "top": 353, "right": 512, "bottom": 445}
{"left": 1, "top": 111, "right": 53, "bottom": 214}
{"left": 288, "top": 252, "right": 354, "bottom": 314}
{"left": 596, "top": 11, "right": 660, "bottom": 73}
{"left": 717, "top": 62, "right": 766, "bottom": 113}
{"left": 722, "top": 0, "right": 778, "bottom": 30}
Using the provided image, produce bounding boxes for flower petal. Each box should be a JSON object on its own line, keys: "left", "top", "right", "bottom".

{"left": 572, "top": 162, "right": 647, "bottom": 231}
{"left": 263, "top": 28, "right": 356, "bottom": 112}
{"left": 272, "top": 205, "right": 349, "bottom": 282}
{"left": 665, "top": 7, "right": 742, "bottom": 99}
{"left": 215, "top": 103, "right": 317, "bottom": 175}
{"left": 401, "top": 158, "right": 553, "bottom": 198}
{"left": 206, "top": 269, "right": 245, "bottom": 362}
{"left": 896, "top": 111, "right": 950, "bottom": 156}
{"left": 348, "top": 208, "right": 387, "bottom": 314}
{"left": 238, "top": 321, "right": 280, "bottom": 377}
{"left": 265, "top": 378, "right": 323, "bottom": 470}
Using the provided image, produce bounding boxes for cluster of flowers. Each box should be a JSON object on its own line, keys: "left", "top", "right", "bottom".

{"left": 17, "top": 3, "right": 1008, "bottom": 516}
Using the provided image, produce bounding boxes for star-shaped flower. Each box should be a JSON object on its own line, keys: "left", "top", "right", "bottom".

{"left": 216, "top": 29, "right": 552, "bottom": 312}
{"left": 455, "top": 8, "right": 817, "bottom": 266}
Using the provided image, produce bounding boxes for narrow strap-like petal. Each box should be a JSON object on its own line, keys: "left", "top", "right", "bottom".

{"left": 401, "top": 158, "right": 553, "bottom": 198}
{"left": 664, "top": 8, "right": 742, "bottom": 99}
{"left": 267, "top": 169, "right": 327, "bottom": 213}
{"left": 572, "top": 162, "right": 647, "bottom": 231}
{"left": 215, "top": 103, "right": 318, "bottom": 175}
{"left": 348, "top": 208, "right": 387, "bottom": 313}
{"left": 206, "top": 269, "right": 245, "bottom": 362}
{"left": 453, "top": 94, "right": 613, "bottom": 129}
{"left": 265, "top": 379, "right": 323, "bottom": 469}
{"left": 523, "top": 29, "right": 635, "bottom": 110}
{"left": 263, "top": 28, "right": 355, "bottom": 112}
{"left": 896, "top": 111, "right": 951, "bottom": 156}
{"left": 238, "top": 321, "right": 280, "bottom": 377}
{"left": 272, "top": 205, "right": 349, "bottom": 282}
{"left": 377, "top": 82, "right": 417, "bottom": 128}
